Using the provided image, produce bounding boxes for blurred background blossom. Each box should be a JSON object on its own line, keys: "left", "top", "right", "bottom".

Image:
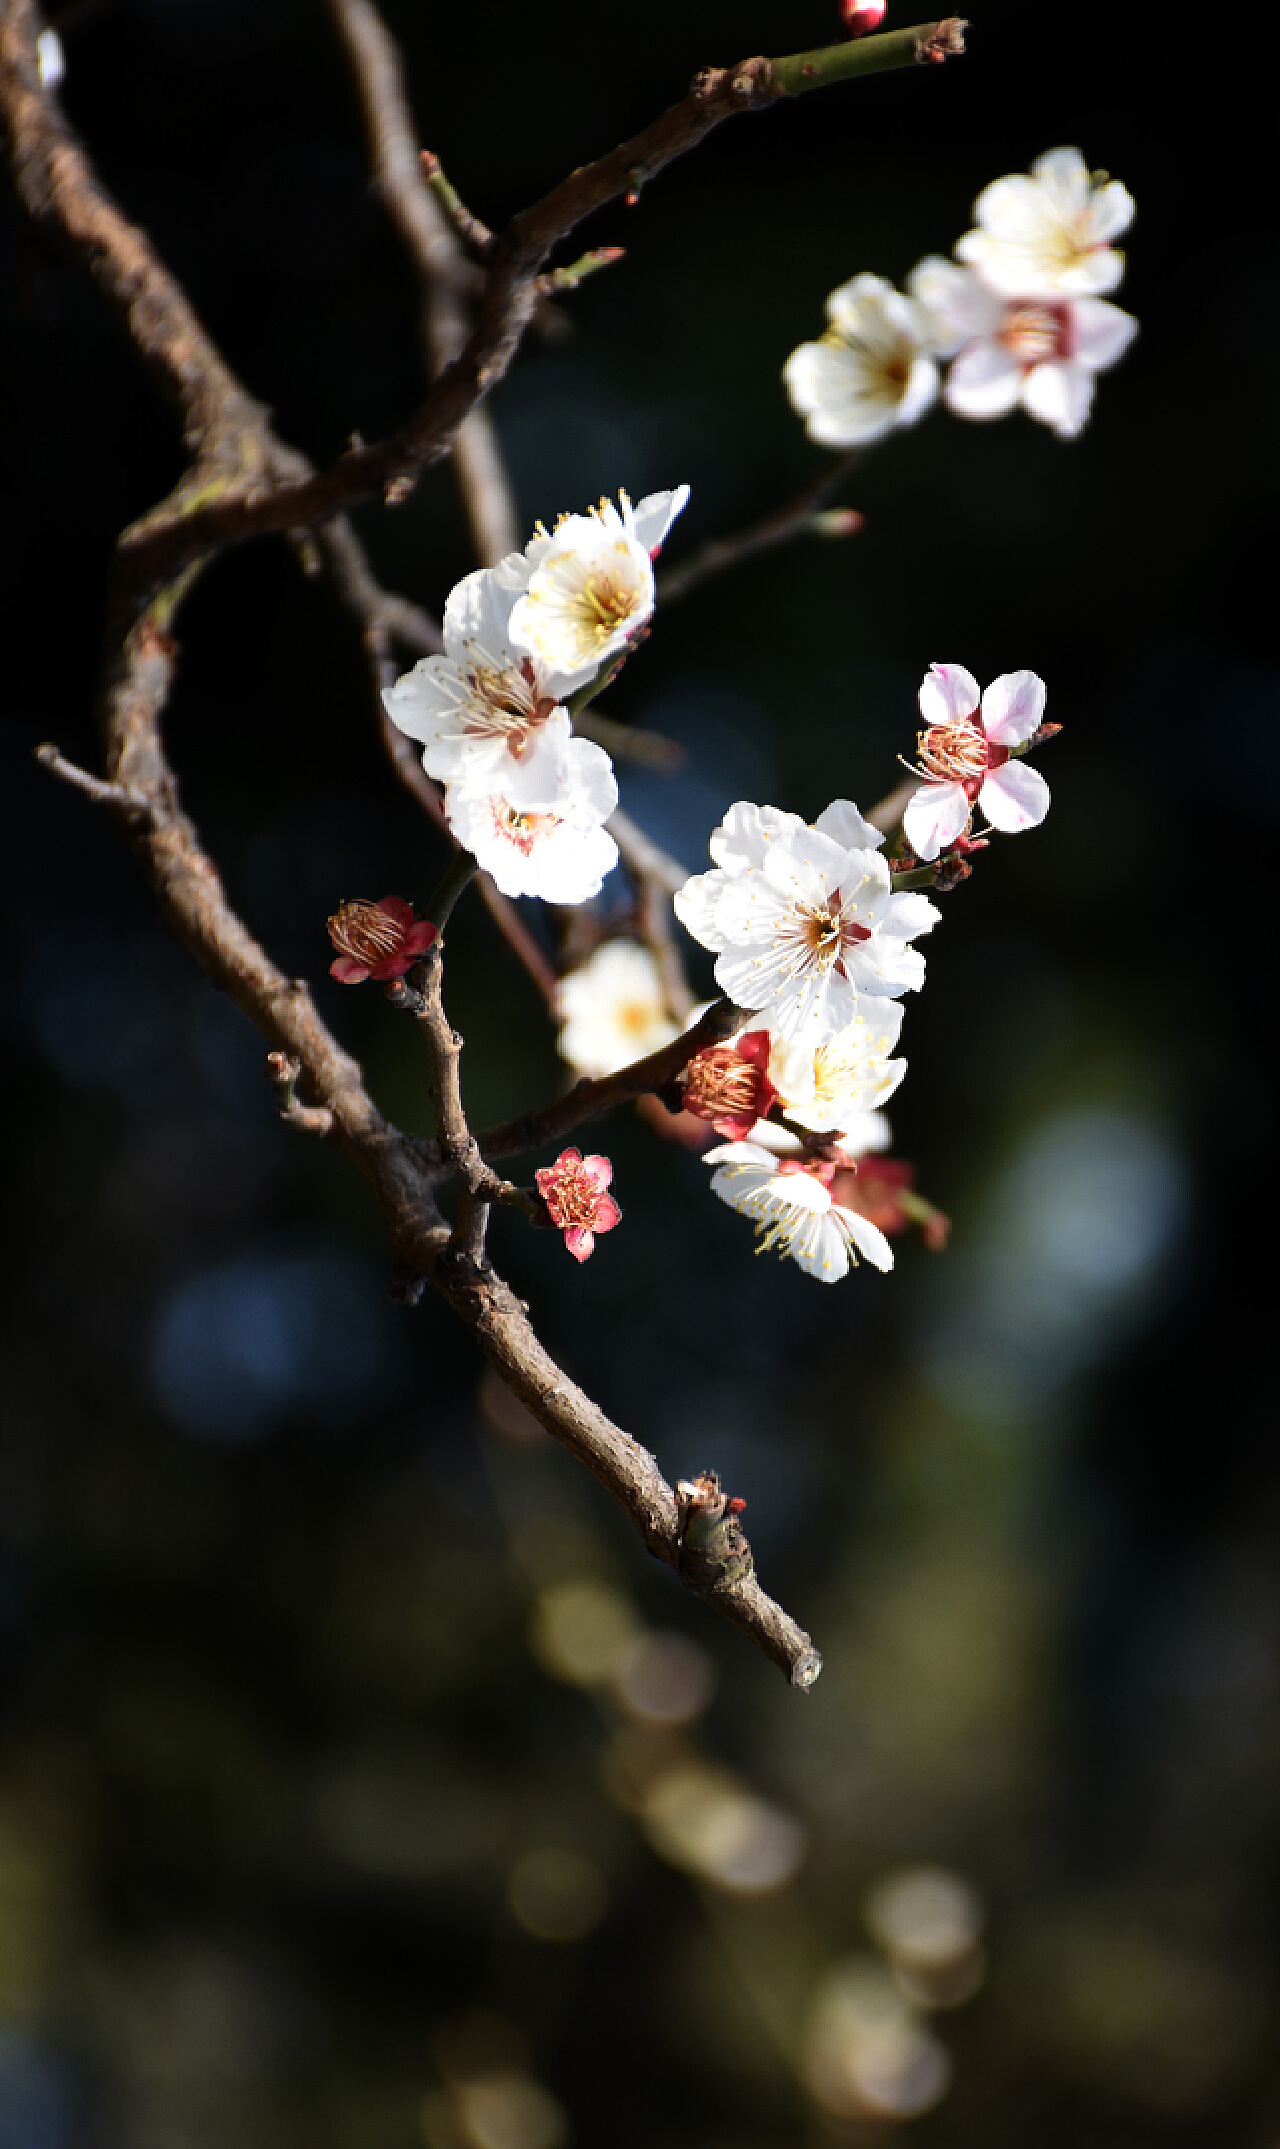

{"left": 1, "top": 0, "right": 1275, "bottom": 2142}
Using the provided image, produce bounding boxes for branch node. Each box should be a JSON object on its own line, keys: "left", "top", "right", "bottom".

{"left": 34, "top": 742, "right": 156, "bottom": 824}
{"left": 266, "top": 1051, "right": 335, "bottom": 1136}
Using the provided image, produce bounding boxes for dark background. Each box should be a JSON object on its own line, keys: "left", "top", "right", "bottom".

{"left": 2, "top": 1, "right": 1276, "bottom": 2143}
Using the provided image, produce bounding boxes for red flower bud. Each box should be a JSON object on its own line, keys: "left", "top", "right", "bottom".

{"left": 681, "top": 1029, "right": 776, "bottom": 1141}
{"left": 327, "top": 896, "right": 435, "bottom": 984}
{"left": 841, "top": 0, "right": 887, "bottom": 33}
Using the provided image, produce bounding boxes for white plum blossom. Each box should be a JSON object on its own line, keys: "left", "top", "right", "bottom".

{"left": 769, "top": 999, "right": 906, "bottom": 1133}
{"left": 783, "top": 275, "right": 938, "bottom": 447}
{"left": 903, "top": 664, "right": 1050, "bottom": 862}
{"left": 909, "top": 256, "right": 1136, "bottom": 439}
{"left": 556, "top": 941, "right": 680, "bottom": 1077}
{"left": 705, "top": 1141, "right": 894, "bottom": 1282}
{"left": 675, "top": 800, "right": 939, "bottom": 1043}
{"left": 445, "top": 736, "right": 619, "bottom": 902}
{"left": 383, "top": 555, "right": 577, "bottom": 808}
{"left": 955, "top": 147, "right": 1134, "bottom": 300}
{"left": 507, "top": 487, "right": 690, "bottom": 695}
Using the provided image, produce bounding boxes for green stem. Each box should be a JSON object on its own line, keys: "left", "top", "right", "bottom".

{"left": 425, "top": 850, "right": 479, "bottom": 931}
{"left": 568, "top": 651, "right": 627, "bottom": 722}
{"left": 768, "top": 19, "right": 967, "bottom": 97}
{"left": 890, "top": 864, "right": 939, "bottom": 891}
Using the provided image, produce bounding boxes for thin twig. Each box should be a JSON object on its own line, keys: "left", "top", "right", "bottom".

{"left": 327, "top": 0, "right": 519, "bottom": 565}
{"left": 34, "top": 740, "right": 154, "bottom": 818}
{"left": 608, "top": 806, "right": 690, "bottom": 897}
{"left": 655, "top": 451, "right": 863, "bottom": 607}
{"left": 477, "top": 999, "right": 744, "bottom": 1163}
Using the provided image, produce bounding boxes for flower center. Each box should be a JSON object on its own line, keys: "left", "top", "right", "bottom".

{"left": 577, "top": 572, "right": 639, "bottom": 642}
{"left": 1002, "top": 302, "right": 1068, "bottom": 364}
{"left": 543, "top": 1166, "right": 602, "bottom": 1229}
{"left": 327, "top": 899, "right": 405, "bottom": 965}
{"left": 918, "top": 721, "right": 990, "bottom": 784}
{"left": 490, "top": 801, "right": 561, "bottom": 855}
{"left": 782, "top": 895, "right": 873, "bottom": 983}
{"left": 684, "top": 1048, "right": 763, "bottom": 1122}
{"left": 465, "top": 656, "right": 558, "bottom": 755}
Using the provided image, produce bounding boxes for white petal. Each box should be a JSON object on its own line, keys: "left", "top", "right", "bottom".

{"left": 906, "top": 255, "right": 1004, "bottom": 353}
{"left": 381, "top": 659, "right": 456, "bottom": 744}
{"left": 944, "top": 338, "right": 1025, "bottom": 420}
{"left": 673, "top": 868, "right": 732, "bottom": 954}
{"left": 833, "top": 1109, "right": 894, "bottom": 1155}
{"left": 812, "top": 799, "right": 885, "bottom": 853}
{"left": 879, "top": 891, "right": 941, "bottom": 941}
{"left": 628, "top": 485, "right": 690, "bottom": 555}
{"left": 1030, "top": 147, "right": 1092, "bottom": 215}
{"left": 1082, "top": 178, "right": 1135, "bottom": 247}
{"left": 1068, "top": 297, "right": 1138, "bottom": 372}
{"left": 442, "top": 554, "right": 529, "bottom": 659}
{"left": 903, "top": 779, "right": 970, "bottom": 861}
{"left": 560, "top": 735, "right": 619, "bottom": 824}
{"left": 981, "top": 670, "right": 1046, "bottom": 747}
{"left": 705, "top": 1140, "right": 780, "bottom": 1169}
{"left": 708, "top": 801, "right": 805, "bottom": 876}
{"left": 979, "top": 759, "right": 1051, "bottom": 832}
{"left": 788, "top": 1210, "right": 852, "bottom": 1283}
{"left": 760, "top": 827, "right": 849, "bottom": 904}
{"left": 919, "top": 663, "right": 981, "bottom": 728}
{"left": 1021, "top": 359, "right": 1095, "bottom": 437}
{"left": 838, "top": 1206, "right": 895, "bottom": 1271}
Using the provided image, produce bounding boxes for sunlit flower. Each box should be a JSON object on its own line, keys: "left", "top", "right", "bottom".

{"left": 955, "top": 147, "right": 1134, "bottom": 299}
{"left": 909, "top": 256, "right": 1136, "bottom": 438}
{"left": 682, "top": 1028, "right": 777, "bottom": 1141}
{"left": 556, "top": 941, "right": 680, "bottom": 1076}
{"left": 769, "top": 1000, "right": 906, "bottom": 1132}
{"left": 675, "top": 800, "right": 938, "bottom": 1043}
{"left": 535, "top": 1147, "right": 622, "bottom": 1262}
{"left": 326, "top": 895, "right": 435, "bottom": 983}
{"left": 507, "top": 486, "right": 690, "bottom": 695}
{"left": 783, "top": 275, "right": 938, "bottom": 447}
{"left": 445, "top": 736, "right": 619, "bottom": 902}
{"left": 902, "top": 664, "right": 1050, "bottom": 861}
{"left": 383, "top": 555, "right": 577, "bottom": 808}
{"left": 706, "top": 1141, "right": 893, "bottom": 1281}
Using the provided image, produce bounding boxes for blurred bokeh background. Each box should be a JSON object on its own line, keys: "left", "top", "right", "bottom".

{"left": 2, "top": 0, "right": 1276, "bottom": 2142}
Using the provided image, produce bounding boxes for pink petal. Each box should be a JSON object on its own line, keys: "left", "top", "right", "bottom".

{"left": 564, "top": 1226, "right": 595, "bottom": 1263}
{"left": 555, "top": 1147, "right": 584, "bottom": 1170}
{"left": 534, "top": 1167, "right": 556, "bottom": 1198}
{"left": 372, "top": 951, "right": 416, "bottom": 979}
{"left": 330, "top": 957, "right": 372, "bottom": 984}
{"left": 713, "top": 1110, "right": 762, "bottom": 1142}
{"left": 403, "top": 921, "right": 437, "bottom": 955}
{"left": 376, "top": 895, "right": 414, "bottom": 927}
{"left": 736, "top": 1029, "right": 772, "bottom": 1071}
{"left": 580, "top": 1153, "right": 613, "bottom": 1191}
{"left": 918, "top": 663, "right": 981, "bottom": 729}
{"left": 592, "top": 1194, "right": 622, "bottom": 1232}
{"left": 902, "top": 780, "right": 970, "bottom": 863}
{"left": 981, "top": 669, "right": 1047, "bottom": 747}
{"left": 979, "top": 760, "right": 1051, "bottom": 833}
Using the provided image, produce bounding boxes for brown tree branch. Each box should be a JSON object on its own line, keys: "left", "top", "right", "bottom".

{"left": 326, "top": 0, "right": 519, "bottom": 566}
{"left": 655, "top": 451, "right": 864, "bottom": 608}
{"left": 478, "top": 998, "right": 744, "bottom": 1163}
{"left": 50, "top": 15, "right": 964, "bottom": 583}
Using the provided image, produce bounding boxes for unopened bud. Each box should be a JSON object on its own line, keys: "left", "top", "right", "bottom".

{"left": 811, "top": 507, "right": 865, "bottom": 539}
{"left": 841, "top": 0, "right": 887, "bottom": 34}
{"left": 933, "top": 856, "right": 972, "bottom": 894}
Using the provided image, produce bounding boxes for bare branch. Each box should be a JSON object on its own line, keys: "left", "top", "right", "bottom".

{"left": 326, "top": 0, "right": 518, "bottom": 565}
{"left": 35, "top": 740, "right": 153, "bottom": 819}
{"left": 419, "top": 148, "right": 496, "bottom": 260}
{"left": 609, "top": 807, "right": 690, "bottom": 897}
{"left": 656, "top": 451, "right": 864, "bottom": 607}
{"left": 68, "top": 15, "right": 966, "bottom": 580}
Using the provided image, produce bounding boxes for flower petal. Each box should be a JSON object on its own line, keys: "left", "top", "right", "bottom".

{"left": 564, "top": 1226, "right": 595, "bottom": 1263}
{"left": 592, "top": 1195, "right": 622, "bottom": 1232}
{"left": 330, "top": 956, "right": 371, "bottom": 984}
{"left": 903, "top": 779, "right": 970, "bottom": 861}
{"left": 812, "top": 798, "right": 885, "bottom": 852}
{"left": 944, "top": 337, "right": 1025, "bottom": 420}
{"left": 981, "top": 669, "right": 1047, "bottom": 747}
{"left": 918, "top": 663, "right": 981, "bottom": 728}
{"left": 628, "top": 484, "right": 690, "bottom": 556}
{"left": 673, "top": 868, "right": 732, "bottom": 953}
{"left": 580, "top": 1154, "right": 613, "bottom": 1190}
{"left": 708, "top": 801, "right": 805, "bottom": 875}
{"left": 1020, "top": 359, "right": 1096, "bottom": 437}
{"left": 838, "top": 1205, "right": 895, "bottom": 1271}
{"left": 1068, "top": 296, "right": 1138, "bottom": 372}
{"left": 979, "top": 759, "right": 1051, "bottom": 832}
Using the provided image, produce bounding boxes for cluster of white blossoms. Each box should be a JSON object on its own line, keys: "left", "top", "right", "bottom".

{"left": 384, "top": 486, "right": 689, "bottom": 901}
{"left": 785, "top": 147, "right": 1136, "bottom": 446}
